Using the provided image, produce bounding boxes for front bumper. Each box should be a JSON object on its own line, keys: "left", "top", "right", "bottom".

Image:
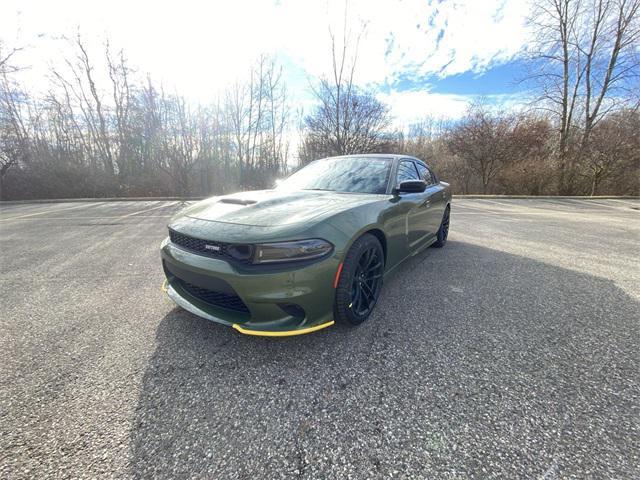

{"left": 161, "top": 238, "right": 338, "bottom": 335}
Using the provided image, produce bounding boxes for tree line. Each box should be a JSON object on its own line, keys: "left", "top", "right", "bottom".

{"left": 1, "top": 0, "right": 638, "bottom": 200}
{"left": 0, "top": 37, "right": 290, "bottom": 199}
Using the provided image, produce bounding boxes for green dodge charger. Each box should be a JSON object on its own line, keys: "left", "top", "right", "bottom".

{"left": 161, "top": 154, "right": 451, "bottom": 336}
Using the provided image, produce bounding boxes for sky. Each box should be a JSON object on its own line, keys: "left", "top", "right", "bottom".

{"left": 1, "top": 0, "right": 533, "bottom": 127}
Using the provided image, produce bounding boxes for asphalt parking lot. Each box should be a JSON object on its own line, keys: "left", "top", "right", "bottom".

{"left": 1, "top": 198, "right": 638, "bottom": 479}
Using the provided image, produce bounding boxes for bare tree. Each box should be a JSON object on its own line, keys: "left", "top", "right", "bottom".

{"left": 580, "top": 108, "right": 640, "bottom": 194}
{"left": 156, "top": 90, "right": 199, "bottom": 195}
{"left": 265, "top": 62, "right": 289, "bottom": 175}
{"left": 300, "top": 14, "right": 391, "bottom": 163}
{"left": 526, "top": 0, "right": 640, "bottom": 193}
{"left": 0, "top": 74, "right": 28, "bottom": 198}
{"left": 49, "top": 34, "right": 117, "bottom": 177}
{"left": 106, "top": 42, "right": 134, "bottom": 182}
{"left": 496, "top": 116, "right": 554, "bottom": 195}
{"left": 0, "top": 41, "right": 26, "bottom": 198}
{"left": 0, "top": 40, "right": 23, "bottom": 75}
{"left": 446, "top": 104, "right": 512, "bottom": 194}
{"left": 301, "top": 87, "right": 391, "bottom": 162}
{"left": 227, "top": 56, "right": 290, "bottom": 188}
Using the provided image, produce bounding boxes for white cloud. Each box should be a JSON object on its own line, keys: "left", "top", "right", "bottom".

{"left": 378, "top": 89, "right": 530, "bottom": 127}
{"left": 278, "top": 0, "right": 531, "bottom": 85}
{"left": 3, "top": 0, "right": 531, "bottom": 85}
{"left": 1, "top": 0, "right": 532, "bottom": 124}
{"left": 2, "top": 0, "right": 292, "bottom": 97}
{"left": 398, "top": 0, "right": 531, "bottom": 78}
{"left": 378, "top": 90, "right": 470, "bottom": 126}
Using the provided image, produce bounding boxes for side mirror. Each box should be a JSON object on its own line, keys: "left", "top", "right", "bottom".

{"left": 394, "top": 180, "right": 426, "bottom": 195}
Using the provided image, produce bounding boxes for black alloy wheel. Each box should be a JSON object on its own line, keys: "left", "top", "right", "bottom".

{"left": 334, "top": 234, "right": 385, "bottom": 326}
{"left": 432, "top": 206, "right": 450, "bottom": 248}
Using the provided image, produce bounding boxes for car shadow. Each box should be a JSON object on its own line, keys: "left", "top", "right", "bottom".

{"left": 129, "top": 240, "right": 639, "bottom": 479}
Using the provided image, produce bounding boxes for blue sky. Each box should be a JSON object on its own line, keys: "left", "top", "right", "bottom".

{"left": 395, "top": 61, "right": 527, "bottom": 96}
{"left": 1, "top": 0, "right": 533, "bottom": 126}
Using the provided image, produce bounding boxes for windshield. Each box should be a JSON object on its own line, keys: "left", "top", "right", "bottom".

{"left": 278, "top": 157, "right": 392, "bottom": 194}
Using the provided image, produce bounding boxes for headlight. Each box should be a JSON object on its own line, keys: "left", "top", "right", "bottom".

{"left": 254, "top": 239, "right": 333, "bottom": 264}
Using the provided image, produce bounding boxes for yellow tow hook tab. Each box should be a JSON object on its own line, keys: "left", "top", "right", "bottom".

{"left": 161, "top": 279, "right": 174, "bottom": 306}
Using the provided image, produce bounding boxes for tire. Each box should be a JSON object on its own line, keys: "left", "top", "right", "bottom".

{"left": 334, "top": 233, "right": 385, "bottom": 326}
{"left": 432, "top": 205, "right": 450, "bottom": 248}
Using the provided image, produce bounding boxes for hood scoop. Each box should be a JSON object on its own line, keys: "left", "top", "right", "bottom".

{"left": 219, "top": 198, "right": 257, "bottom": 206}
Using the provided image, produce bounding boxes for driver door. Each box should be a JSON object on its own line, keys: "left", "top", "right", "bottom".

{"left": 395, "top": 160, "right": 430, "bottom": 252}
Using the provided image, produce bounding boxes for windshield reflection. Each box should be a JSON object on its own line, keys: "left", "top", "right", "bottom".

{"left": 277, "top": 157, "right": 391, "bottom": 194}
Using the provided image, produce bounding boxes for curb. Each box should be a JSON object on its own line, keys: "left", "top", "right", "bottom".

{"left": 451, "top": 195, "right": 639, "bottom": 200}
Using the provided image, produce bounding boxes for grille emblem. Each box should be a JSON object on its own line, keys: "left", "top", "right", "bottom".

{"left": 204, "top": 244, "right": 221, "bottom": 252}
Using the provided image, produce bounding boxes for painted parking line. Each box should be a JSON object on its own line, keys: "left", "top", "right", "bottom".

{"left": 604, "top": 198, "right": 640, "bottom": 207}
{"left": 116, "top": 202, "right": 179, "bottom": 218}
{"left": 465, "top": 199, "right": 590, "bottom": 214}
{"left": 453, "top": 203, "right": 491, "bottom": 210}
{"left": 0, "top": 203, "right": 57, "bottom": 214}
{"left": 454, "top": 210, "right": 630, "bottom": 214}
{"left": 0, "top": 202, "right": 101, "bottom": 222}
{"left": 574, "top": 199, "right": 638, "bottom": 210}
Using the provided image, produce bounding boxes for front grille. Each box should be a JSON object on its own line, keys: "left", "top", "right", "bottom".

{"left": 176, "top": 278, "right": 250, "bottom": 314}
{"left": 169, "top": 229, "right": 244, "bottom": 262}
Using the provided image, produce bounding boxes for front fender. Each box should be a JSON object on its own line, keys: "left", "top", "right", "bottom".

{"left": 325, "top": 197, "right": 408, "bottom": 272}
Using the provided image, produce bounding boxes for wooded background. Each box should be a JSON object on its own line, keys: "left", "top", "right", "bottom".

{"left": 1, "top": 0, "right": 638, "bottom": 200}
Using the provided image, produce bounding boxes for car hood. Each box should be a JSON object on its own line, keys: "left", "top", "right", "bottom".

{"left": 182, "top": 189, "right": 383, "bottom": 227}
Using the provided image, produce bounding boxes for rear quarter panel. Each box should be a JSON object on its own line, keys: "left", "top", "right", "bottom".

{"left": 431, "top": 180, "right": 451, "bottom": 223}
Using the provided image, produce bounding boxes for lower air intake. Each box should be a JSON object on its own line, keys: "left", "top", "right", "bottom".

{"left": 176, "top": 279, "right": 250, "bottom": 315}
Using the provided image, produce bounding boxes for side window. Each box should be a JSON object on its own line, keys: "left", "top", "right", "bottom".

{"left": 428, "top": 167, "right": 438, "bottom": 184}
{"left": 397, "top": 160, "right": 419, "bottom": 183}
{"left": 415, "top": 163, "right": 433, "bottom": 185}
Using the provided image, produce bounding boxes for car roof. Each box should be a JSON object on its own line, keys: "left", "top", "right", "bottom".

{"left": 325, "top": 153, "right": 421, "bottom": 161}
{"left": 324, "top": 153, "right": 427, "bottom": 165}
